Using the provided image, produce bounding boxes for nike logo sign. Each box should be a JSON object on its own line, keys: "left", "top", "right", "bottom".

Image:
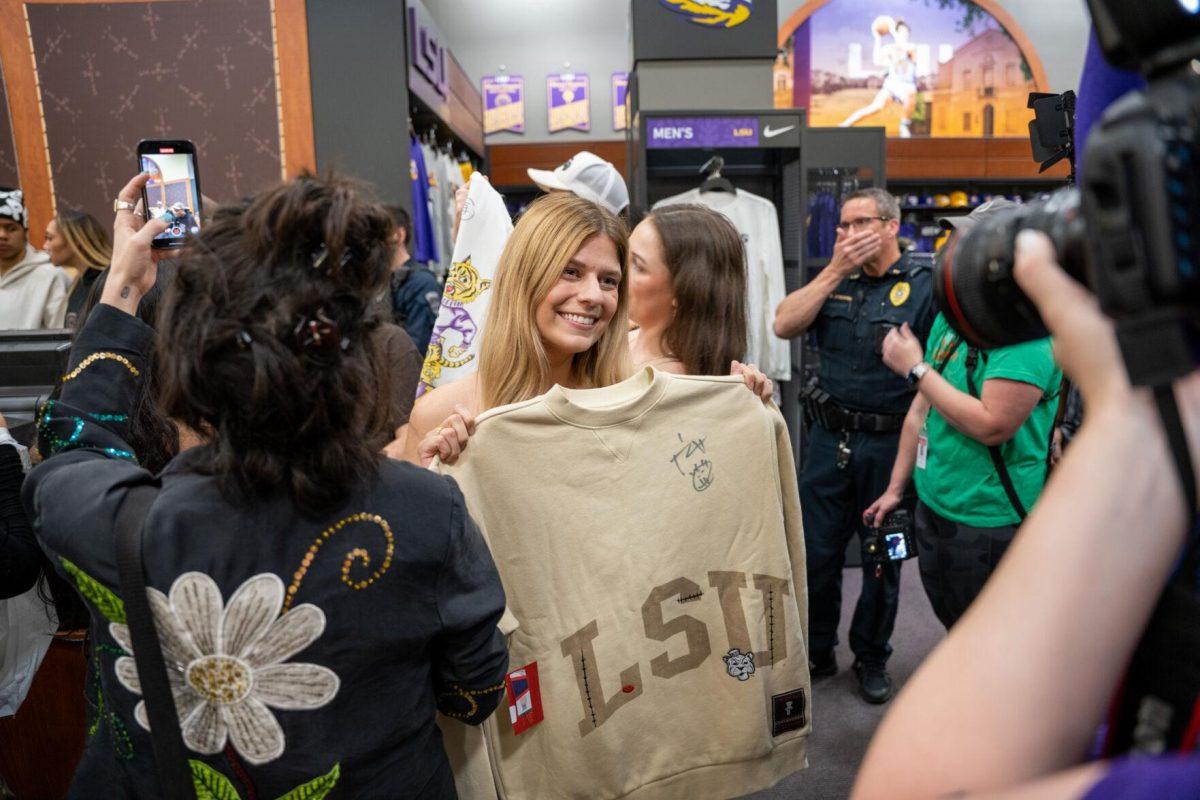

{"left": 762, "top": 125, "right": 796, "bottom": 139}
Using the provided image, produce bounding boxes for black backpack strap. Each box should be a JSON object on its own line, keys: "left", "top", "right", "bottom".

{"left": 965, "top": 348, "right": 1029, "bottom": 521}
{"left": 1156, "top": 384, "right": 1199, "bottom": 531}
{"left": 115, "top": 482, "right": 196, "bottom": 800}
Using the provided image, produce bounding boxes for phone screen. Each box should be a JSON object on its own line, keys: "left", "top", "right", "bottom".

{"left": 140, "top": 148, "right": 200, "bottom": 247}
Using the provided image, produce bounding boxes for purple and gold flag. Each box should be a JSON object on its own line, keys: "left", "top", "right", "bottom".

{"left": 611, "top": 72, "right": 629, "bottom": 131}
{"left": 547, "top": 73, "right": 590, "bottom": 133}
{"left": 482, "top": 75, "right": 525, "bottom": 135}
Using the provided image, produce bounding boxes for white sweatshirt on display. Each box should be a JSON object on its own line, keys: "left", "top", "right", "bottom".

{"left": 418, "top": 173, "right": 513, "bottom": 397}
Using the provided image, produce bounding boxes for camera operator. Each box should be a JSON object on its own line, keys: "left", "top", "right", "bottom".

{"left": 852, "top": 231, "right": 1200, "bottom": 799}
{"left": 774, "top": 188, "right": 935, "bottom": 703}
{"left": 865, "top": 200, "right": 1063, "bottom": 630}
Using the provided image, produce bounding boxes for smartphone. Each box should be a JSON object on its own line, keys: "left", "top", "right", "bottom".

{"left": 136, "top": 139, "right": 202, "bottom": 249}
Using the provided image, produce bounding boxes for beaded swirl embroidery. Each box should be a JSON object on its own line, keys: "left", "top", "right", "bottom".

{"left": 284, "top": 513, "right": 395, "bottom": 611}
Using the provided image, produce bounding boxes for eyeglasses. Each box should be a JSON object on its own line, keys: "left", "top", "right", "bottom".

{"left": 836, "top": 216, "right": 892, "bottom": 232}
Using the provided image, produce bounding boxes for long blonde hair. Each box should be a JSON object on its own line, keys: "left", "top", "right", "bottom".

{"left": 56, "top": 210, "right": 112, "bottom": 270}
{"left": 478, "top": 193, "right": 633, "bottom": 410}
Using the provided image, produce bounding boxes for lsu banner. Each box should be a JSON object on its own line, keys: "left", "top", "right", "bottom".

{"left": 547, "top": 73, "right": 590, "bottom": 133}
{"left": 482, "top": 75, "right": 525, "bottom": 135}
{"left": 611, "top": 72, "right": 629, "bottom": 131}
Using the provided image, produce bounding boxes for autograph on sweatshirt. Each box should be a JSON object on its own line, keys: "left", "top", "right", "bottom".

{"left": 670, "top": 433, "right": 713, "bottom": 492}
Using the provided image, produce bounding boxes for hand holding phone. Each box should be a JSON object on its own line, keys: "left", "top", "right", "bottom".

{"left": 102, "top": 172, "right": 171, "bottom": 314}
{"left": 136, "top": 139, "right": 202, "bottom": 249}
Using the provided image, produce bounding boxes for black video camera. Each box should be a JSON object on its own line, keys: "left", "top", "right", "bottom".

{"left": 934, "top": 0, "right": 1200, "bottom": 387}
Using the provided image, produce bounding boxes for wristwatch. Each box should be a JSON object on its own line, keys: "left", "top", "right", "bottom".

{"left": 906, "top": 362, "right": 931, "bottom": 386}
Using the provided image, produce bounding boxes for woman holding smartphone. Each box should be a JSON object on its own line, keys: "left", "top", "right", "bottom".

{"left": 25, "top": 171, "right": 508, "bottom": 799}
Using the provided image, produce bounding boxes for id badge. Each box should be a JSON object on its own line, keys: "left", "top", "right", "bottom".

{"left": 916, "top": 434, "right": 928, "bottom": 470}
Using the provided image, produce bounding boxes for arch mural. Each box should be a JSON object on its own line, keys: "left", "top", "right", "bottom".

{"left": 774, "top": 0, "right": 1047, "bottom": 138}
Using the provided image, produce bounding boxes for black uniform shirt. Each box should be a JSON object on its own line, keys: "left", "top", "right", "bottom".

{"left": 813, "top": 252, "right": 936, "bottom": 416}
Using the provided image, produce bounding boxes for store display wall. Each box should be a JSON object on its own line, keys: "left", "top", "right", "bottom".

{"left": 25, "top": 0, "right": 282, "bottom": 222}
{"left": 426, "top": 0, "right": 1090, "bottom": 145}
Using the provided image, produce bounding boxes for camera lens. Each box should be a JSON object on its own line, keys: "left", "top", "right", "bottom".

{"left": 933, "top": 189, "right": 1088, "bottom": 348}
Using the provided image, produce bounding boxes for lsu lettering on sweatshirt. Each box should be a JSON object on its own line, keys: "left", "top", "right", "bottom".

{"left": 440, "top": 367, "right": 810, "bottom": 799}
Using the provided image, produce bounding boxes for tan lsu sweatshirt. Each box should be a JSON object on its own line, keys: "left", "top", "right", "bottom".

{"left": 439, "top": 367, "right": 810, "bottom": 800}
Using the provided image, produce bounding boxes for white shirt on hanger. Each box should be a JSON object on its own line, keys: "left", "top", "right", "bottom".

{"left": 435, "top": 152, "right": 464, "bottom": 276}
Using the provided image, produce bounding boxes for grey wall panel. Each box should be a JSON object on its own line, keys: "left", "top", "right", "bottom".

{"left": 306, "top": 0, "right": 412, "bottom": 213}
{"left": 635, "top": 60, "right": 774, "bottom": 112}
{"left": 632, "top": 0, "right": 777, "bottom": 62}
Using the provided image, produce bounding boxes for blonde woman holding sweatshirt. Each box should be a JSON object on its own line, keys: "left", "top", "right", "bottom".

{"left": 399, "top": 192, "right": 771, "bottom": 465}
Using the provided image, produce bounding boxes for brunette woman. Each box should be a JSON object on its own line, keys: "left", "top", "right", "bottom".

{"left": 626, "top": 203, "right": 748, "bottom": 375}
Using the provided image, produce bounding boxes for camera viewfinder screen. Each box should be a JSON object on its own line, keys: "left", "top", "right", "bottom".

{"left": 886, "top": 533, "right": 909, "bottom": 560}
{"left": 141, "top": 151, "right": 200, "bottom": 245}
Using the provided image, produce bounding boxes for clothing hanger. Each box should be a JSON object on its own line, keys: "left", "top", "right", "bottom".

{"left": 698, "top": 155, "right": 735, "bottom": 194}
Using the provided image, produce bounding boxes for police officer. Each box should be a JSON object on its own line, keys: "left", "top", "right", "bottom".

{"left": 774, "top": 187, "right": 934, "bottom": 703}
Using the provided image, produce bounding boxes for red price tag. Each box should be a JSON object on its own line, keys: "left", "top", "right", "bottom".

{"left": 505, "top": 662, "right": 544, "bottom": 735}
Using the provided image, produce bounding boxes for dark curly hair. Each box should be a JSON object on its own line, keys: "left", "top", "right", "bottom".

{"left": 157, "top": 174, "right": 393, "bottom": 515}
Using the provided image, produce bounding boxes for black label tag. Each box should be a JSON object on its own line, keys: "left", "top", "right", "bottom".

{"left": 772, "top": 689, "right": 807, "bottom": 736}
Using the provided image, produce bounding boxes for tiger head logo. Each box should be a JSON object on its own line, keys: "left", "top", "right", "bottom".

{"left": 658, "top": 0, "right": 753, "bottom": 28}
{"left": 444, "top": 256, "right": 493, "bottom": 305}
{"left": 722, "top": 648, "right": 756, "bottom": 681}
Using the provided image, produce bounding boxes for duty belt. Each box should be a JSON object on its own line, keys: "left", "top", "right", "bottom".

{"left": 802, "top": 384, "right": 905, "bottom": 434}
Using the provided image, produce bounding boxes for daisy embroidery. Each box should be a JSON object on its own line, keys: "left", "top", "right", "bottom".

{"left": 109, "top": 572, "right": 339, "bottom": 765}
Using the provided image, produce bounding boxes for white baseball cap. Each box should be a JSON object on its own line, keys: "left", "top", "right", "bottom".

{"left": 527, "top": 151, "right": 629, "bottom": 215}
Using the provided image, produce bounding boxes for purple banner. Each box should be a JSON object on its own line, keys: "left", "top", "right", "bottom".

{"left": 611, "top": 72, "right": 629, "bottom": 131}
{"left": 646, "top": 117, "right": 759, "bottom": 149}
{"left": 482, "top": 75, "right": 525, "bottom": 135}
{"left": 547, "top": 73, "right": 590, "bottom": 133}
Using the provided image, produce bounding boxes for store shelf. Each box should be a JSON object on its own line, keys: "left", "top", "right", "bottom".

{"left": 489, "top": 141, "right": 627, "bottom": 188}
